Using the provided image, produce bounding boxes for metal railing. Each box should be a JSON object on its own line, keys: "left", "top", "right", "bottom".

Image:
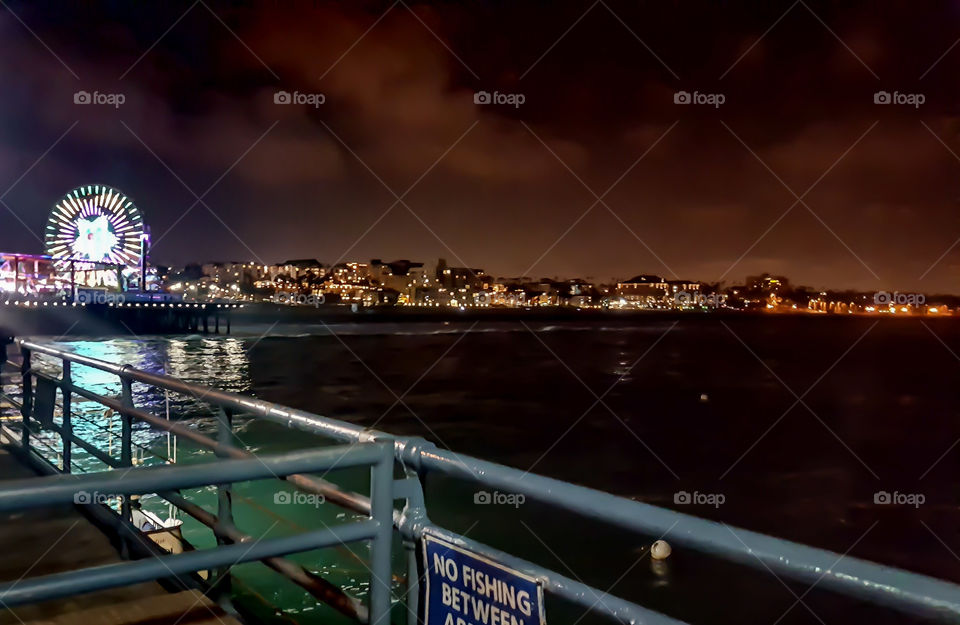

{"left": 3, "top": 337, "right": 960, "bottom": 625}
{"left": 0, "top": 446, "right": 392, "bottom": 616}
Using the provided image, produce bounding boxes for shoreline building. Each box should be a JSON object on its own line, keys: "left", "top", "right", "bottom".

{"left": 615, "top": 275, "right": 668, "bottom": 308}
{"left": 370, "top": 259, "right": 426, "bottom": 304}
{"left": 614, "top": 275, "right": 701, "bottom": 308}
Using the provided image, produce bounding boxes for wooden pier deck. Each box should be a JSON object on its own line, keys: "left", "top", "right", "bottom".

{"left": 0, "top": 451, "right": 241, "bottom": 625}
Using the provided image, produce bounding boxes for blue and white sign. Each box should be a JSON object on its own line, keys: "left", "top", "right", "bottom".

{"left": 423, "top": 533, "right": 546, "bottom": 625}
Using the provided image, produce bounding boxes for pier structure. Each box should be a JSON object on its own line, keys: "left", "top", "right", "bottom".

{"left": 0, "top": 301, "right": 235, "bottom": 336}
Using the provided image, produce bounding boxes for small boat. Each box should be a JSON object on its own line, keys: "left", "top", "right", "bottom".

{"left": 131, "top": 497, "right": 186, "bottom": 555}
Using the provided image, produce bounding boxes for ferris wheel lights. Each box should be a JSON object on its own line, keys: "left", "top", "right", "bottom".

{"left": 46, "top": 185, "right": 146, "bottom": 268}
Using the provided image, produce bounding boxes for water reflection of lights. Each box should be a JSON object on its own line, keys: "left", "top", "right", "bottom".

{"left": 611, "top": 352, "right": 635, "bottom": 379}
{"left": 27, "top": 337, "right": 253, "bottom": 474}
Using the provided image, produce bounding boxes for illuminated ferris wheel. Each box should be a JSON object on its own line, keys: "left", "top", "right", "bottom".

{"left": 45, "top": 185, "right": 147, "bottom": 266}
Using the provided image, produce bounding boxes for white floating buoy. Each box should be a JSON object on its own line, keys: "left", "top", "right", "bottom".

{"left": 651, "top": 539, "right": 672, "bottom": 560}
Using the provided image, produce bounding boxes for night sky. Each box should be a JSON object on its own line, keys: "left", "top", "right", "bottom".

{"left": 2, "top": 0, "right": 960, "bottom": 292}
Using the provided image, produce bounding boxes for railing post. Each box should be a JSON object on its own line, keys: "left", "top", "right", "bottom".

{"left": 369, "top": 442, "right": 394, "bottom": 625}
{"left": 20, "top": 347, "right": 31, "bottom": 451}
{"left": 404, "top": 540, "right": 419, "bottom": 625}
{"left": 120, "top": 377, "right": 134, "bottom": 525}
{"left": 213, "top": 407, "right": 235, "bottom": 599}
{"left": 61, "top": 361, "right": 71, "bottom": 474}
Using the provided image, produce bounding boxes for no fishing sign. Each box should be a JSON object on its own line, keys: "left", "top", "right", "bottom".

{"left": 422, "top": 533, "right": 546, "bottom": 625}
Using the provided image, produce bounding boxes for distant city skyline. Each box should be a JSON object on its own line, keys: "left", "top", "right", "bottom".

{"left": 160, "top": 259, "right": 953, "bottom": 314}
{"left": 168, "top": 257, "right": 960, "bottom": 296}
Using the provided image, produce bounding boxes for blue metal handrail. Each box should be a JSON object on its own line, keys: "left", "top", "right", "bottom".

{"left": 0, "top": 442, "right": 395, "bottom": 623}
{"left": 0, "top": 446, "right": 389, "bottom": 609}
{"left": 6, "top": 337, "right": 960, "bottom": 624}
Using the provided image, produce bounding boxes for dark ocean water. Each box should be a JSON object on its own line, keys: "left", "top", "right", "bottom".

{"left": 17, "top": 316, "right": 960, "bottom": 625}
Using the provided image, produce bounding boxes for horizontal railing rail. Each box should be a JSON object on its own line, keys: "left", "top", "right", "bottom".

{"left": 0, "top": 443, "right": 394, "bottom": 624}
{"left": 8, "top": 338, "right": 960, "bottom": 624}
{"left": 1, "top": 522, "right": 380, "bottom": 608}
{"left": 404, "top": 446, "right": 960, "bottom": 620}
{"left": 0, "top": 446, "right": 384, "bottom": 512}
